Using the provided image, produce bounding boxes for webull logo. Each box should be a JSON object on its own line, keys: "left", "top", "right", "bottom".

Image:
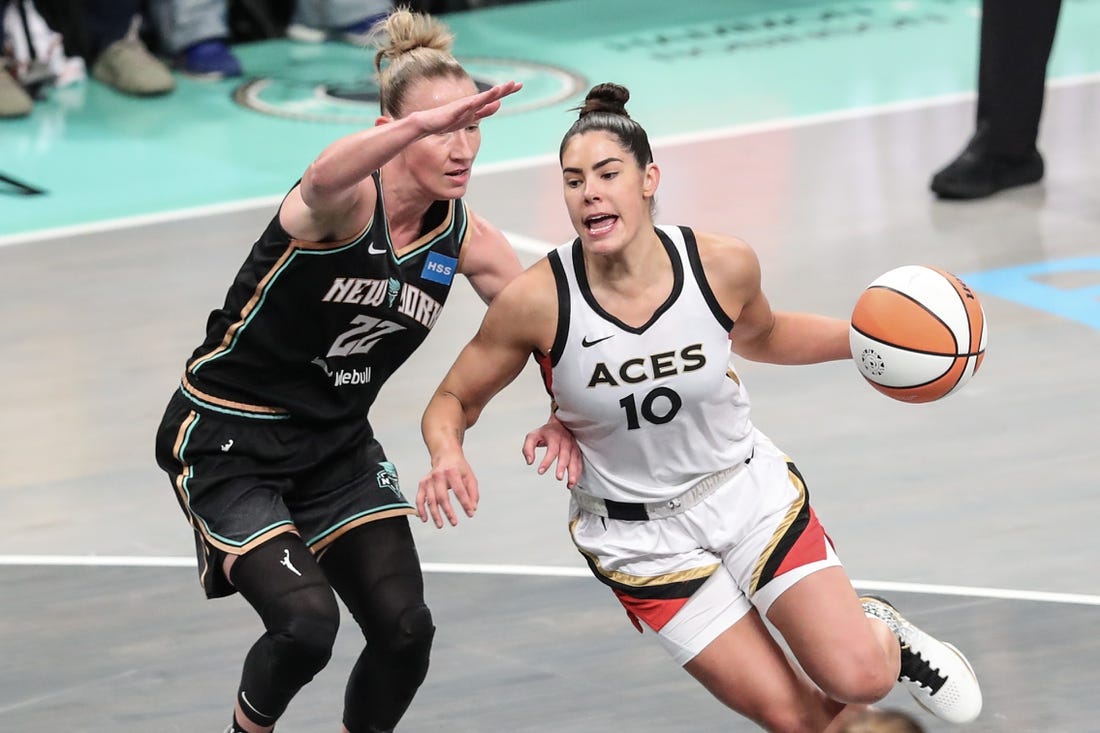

{"left": 333, "top": 366, "right": 371, "bottom": 386}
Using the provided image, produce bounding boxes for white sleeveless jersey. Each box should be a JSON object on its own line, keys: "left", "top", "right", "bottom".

{"left": 544, "top": 225, "right": 755, "bottom": 503}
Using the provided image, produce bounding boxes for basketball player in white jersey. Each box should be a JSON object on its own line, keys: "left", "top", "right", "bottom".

{"left": 416, "top": 82, "right": 983, "bottom": 731}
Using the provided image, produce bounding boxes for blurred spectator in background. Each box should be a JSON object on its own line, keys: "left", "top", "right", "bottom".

{"left": 285, "top": 0, "right": 394, "bottom": 46}
{"left": 1, "top": 0, "right": 85, "bottom": 117}
{"left": 8, "top": 0, "right": 540, "bottom": 111}
{"left": 2, "top": 0, "right": 41, "bottom": 117}
{"left": 0, "top": 62, "right": 31, "bottom": 118}
{"left": 931, "top": 0, "right": 1063, "bottom": 200}
{"left": 408, "top": 0, "right": 527, "bottom": 10}
{"left": 36, "top": 0, "right": 175, "bottom": 96}
{"left": 149, "top": 0, "right": 242, "bottom": 78}
{"left": 152, "top": 1, "right": 397, "bottom": 79}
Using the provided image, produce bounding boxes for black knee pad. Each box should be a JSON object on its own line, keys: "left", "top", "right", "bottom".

{"left": 393, "top": 603, "right": 435, "bottom": 655}
{"left": 231, "top": 535, "right": 341, "bottom": 725}
{"left": 377, "top": 602, "right": 434, "bottom": 690}
{"left": 239, "top": 590, "right": 339, "bottom": 724}
{"left": 260, "top": 584, "right": 340, "bottom": 675}
{"left": 342, "top": 604, "right": 436, "bottom": 733}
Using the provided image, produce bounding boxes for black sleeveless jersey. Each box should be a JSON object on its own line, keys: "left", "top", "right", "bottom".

{"left": 181, "top": 172, "right": 469, "bottom": 427}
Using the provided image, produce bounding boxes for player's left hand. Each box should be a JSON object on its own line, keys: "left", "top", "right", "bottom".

{"left": 522, "top": 415, "right": 582, "bottom": 488}
{"left": 417, "top": 451, "right": 480, "bottom": 528}
{"left": 413, "top": 80, "right": 523, "bottom": 137}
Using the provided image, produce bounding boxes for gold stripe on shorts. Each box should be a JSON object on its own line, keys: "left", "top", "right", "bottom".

{"left": 749, "top": 461, "right": 807, "bottom": 594}
{"left": 570, "top": 517, "right": 719, "bottom": 589}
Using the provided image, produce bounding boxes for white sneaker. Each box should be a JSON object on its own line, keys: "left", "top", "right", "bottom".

{"left": 861, "top": 595, "right": 983, "bottom": 724}
{"left": 284, "top": 22, "right": 328, "bottom": 43}
{"left": 285, "top": 13, "right": 388, "bottom": 47}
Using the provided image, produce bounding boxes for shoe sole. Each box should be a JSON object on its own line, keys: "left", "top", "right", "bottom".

{"left": 931, "top": 171, "right": 1043, "bottom": 199}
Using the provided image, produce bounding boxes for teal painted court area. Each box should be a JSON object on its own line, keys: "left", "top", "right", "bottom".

{"left": 3, "top": 0, "right": 1100, "bottom": 239}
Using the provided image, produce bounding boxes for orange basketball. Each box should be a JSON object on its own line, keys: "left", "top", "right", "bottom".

{"left": 849, "top": 265, "right": 987, "bottom": 403}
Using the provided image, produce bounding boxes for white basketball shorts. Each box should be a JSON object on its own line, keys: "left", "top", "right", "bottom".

{"left": 568, "top": 431, "right": 841, "bottom": 665}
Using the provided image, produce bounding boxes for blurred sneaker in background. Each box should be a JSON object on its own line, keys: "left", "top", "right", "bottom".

{"left": 286, "top": 11, "right": 389, "bottom": 46}
{"left": 91, "top": 18, "right": 174, "bottom": 96}
{"left": 0, "top": 67, "right": 34, "bottom": 118}
{"left": 176, "top": 38, "right": 242, "bottom": 80}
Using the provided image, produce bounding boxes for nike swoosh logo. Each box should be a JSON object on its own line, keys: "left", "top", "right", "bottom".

{"left": 367, "top": 242, "right": 388, "bottom": 255}
{"left": 241, "top": 691, "right": 273, "bottom": 718}
{"left": 581, "top": 335, "right": 614, "bottom": 347}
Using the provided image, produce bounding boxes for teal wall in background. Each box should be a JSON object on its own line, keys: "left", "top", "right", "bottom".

{"left": 2, "top": 0, "right": 1099, "bottom": 238}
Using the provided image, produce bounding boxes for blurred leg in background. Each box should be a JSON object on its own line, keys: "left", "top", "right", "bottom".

{"left": 149, "top": 0, "right": 242, "bottom": 79}
{"left": 285, "top": 0, "right": 393, "bottom": 46}
{"left": 930, "top": 0, "right": 1063, "bottom": 200}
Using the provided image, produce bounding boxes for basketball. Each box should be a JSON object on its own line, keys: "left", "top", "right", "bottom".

{"left": 849, "top": 265, "right": 987, "bottom": 403}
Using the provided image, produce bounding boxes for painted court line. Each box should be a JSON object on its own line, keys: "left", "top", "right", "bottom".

{"left": 0, "top": 195, "right": 285, "bottom": 249}
{"left": 473, "top": 72, "right": 1100, "bottom": 174}
{"left": 5, "top": 73, "right": 1098, "bottom": 252}
{"left": 0, "top": 669, "right": 142, "bottom": 715}
{"left": 2, "top": 555, "right": 1099, "bottom": 607}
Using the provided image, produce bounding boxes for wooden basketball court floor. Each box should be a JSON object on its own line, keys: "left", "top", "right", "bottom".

{"left": 3, "top": 44, "right": 1100, "bottom": 733}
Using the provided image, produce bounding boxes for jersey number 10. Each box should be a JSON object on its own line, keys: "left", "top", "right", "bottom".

{"left": 618, "top": 386, "right": 682, "bottom": 430}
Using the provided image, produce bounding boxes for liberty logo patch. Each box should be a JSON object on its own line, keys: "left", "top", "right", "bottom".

{"left": 377, "top": 461, "right": 405, "bottom": 501}
{"left": 422, "top": 252, "right": 458, "bottom": 285}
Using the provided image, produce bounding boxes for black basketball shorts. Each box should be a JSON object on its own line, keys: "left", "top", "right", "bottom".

{"left": 155, "top": 389, "right": 416, "bottom": 598}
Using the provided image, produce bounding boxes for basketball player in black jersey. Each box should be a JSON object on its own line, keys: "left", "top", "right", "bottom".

{"left": 153, "top": 9, "right": 577, "bottom": 733}
{"left": 417, "top": 83, "right": 983, "bottom": 731}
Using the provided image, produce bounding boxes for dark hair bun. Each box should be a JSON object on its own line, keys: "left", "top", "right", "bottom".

{"left": 578, "top": 82, "right": 630, "bottom": 118}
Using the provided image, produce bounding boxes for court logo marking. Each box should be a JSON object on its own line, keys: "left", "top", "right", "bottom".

{"left": 234, "top": 55, "right": 586, "bottom": 124}
{"left": 962, "top": 257, "right": 1100, "bottom": 331}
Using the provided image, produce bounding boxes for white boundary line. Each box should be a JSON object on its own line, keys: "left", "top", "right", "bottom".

{"left": 3, "top": 554, "right": 1099, "bottom": 606}
{"left": 0, "top": 195, "right": 285, "bottom": 249}
{"left": 475, "top": 71, "right": 1100, "bottom": 175}
{"left": 0, "top": 555, "right": 199, "bottom": 567}
{"left": 4, "top": 72, "right": 1098, "bottom": 252}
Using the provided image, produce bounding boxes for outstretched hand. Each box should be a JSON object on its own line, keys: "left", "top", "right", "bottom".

{"left": 523, "top": 415, "right": 582, "bottom": 489}
{"left": 415, "top": 80, "right": 523, "bottom": 137}
{"left": 417, "top": 451, "right": 480, "bottom": 528}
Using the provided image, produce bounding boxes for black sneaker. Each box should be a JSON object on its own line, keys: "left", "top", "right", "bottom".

{"left": 930, "top": 131, "right": 1044, "bottom": 200}
{"left": 861, "top": 595, "right": 983, "bottom": 724}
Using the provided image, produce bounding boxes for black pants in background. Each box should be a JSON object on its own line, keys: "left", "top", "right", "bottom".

{"left": 977, "top": 0, "right": 1062, "bottom": 156}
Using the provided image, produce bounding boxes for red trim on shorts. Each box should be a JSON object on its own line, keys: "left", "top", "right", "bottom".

{"left": 773, "top": 506, "right": 829, "bottom": 578}
{"left": 613, "top": 589, "right": 691, "bottom": 633}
